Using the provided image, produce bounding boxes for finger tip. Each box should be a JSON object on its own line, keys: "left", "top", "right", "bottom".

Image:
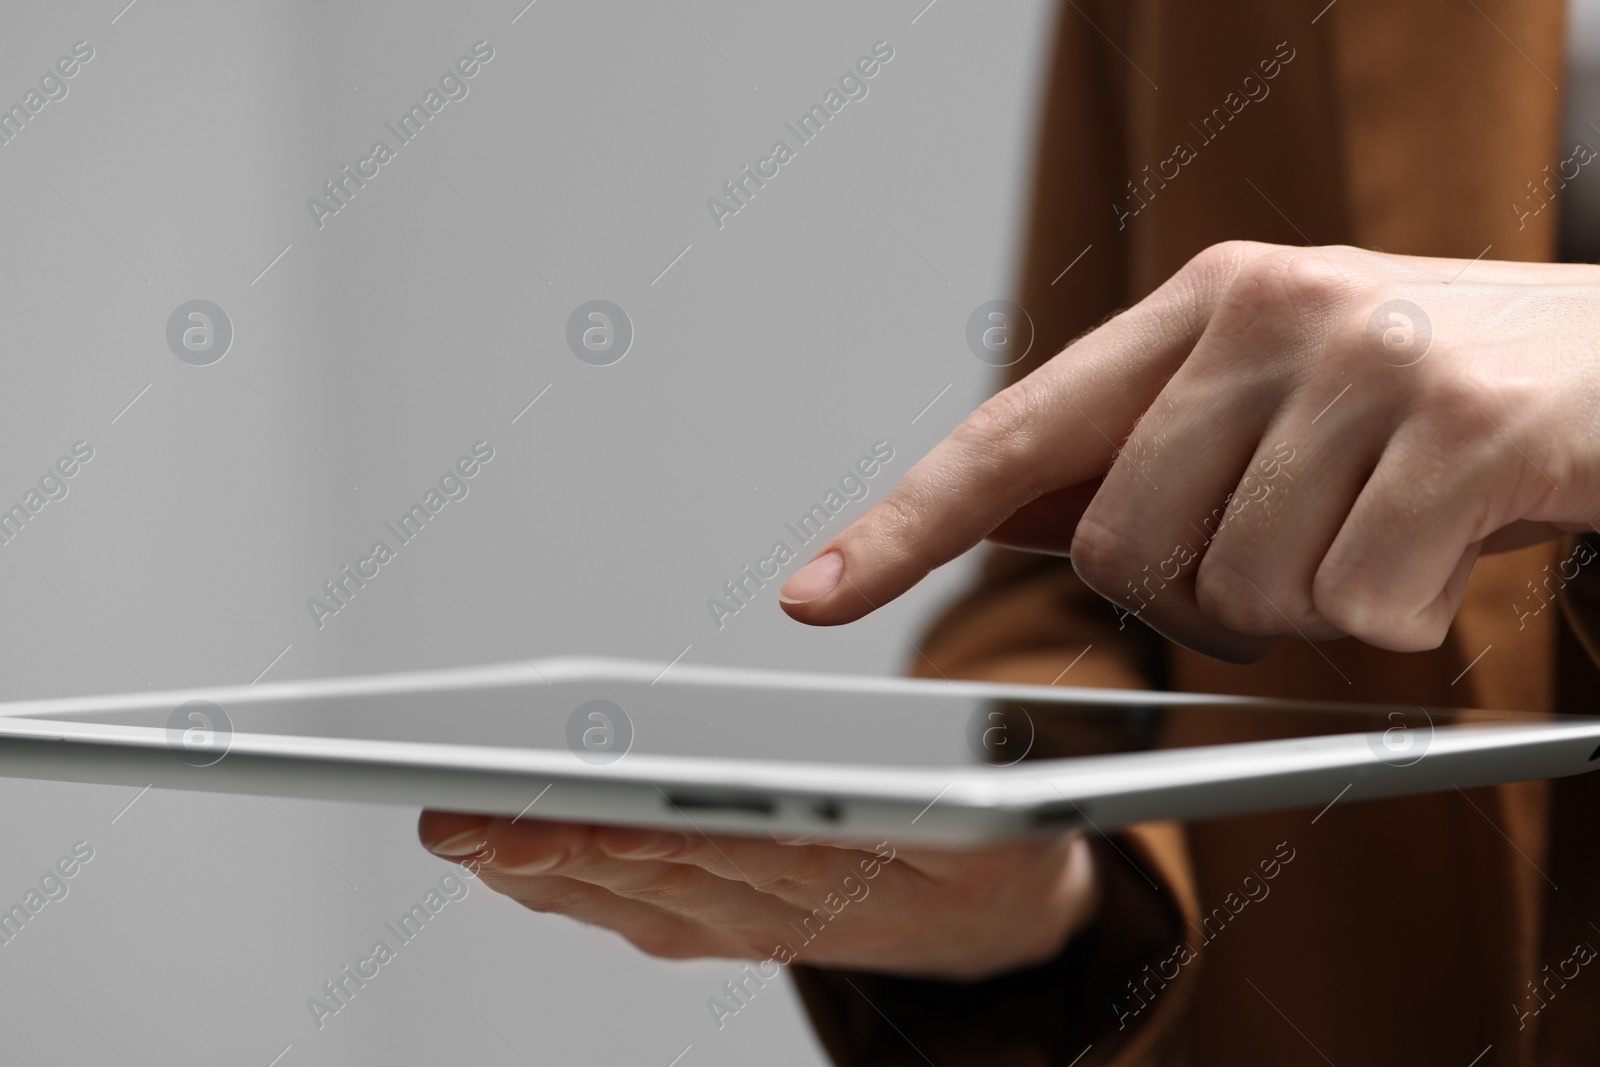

{"left": 777, "top": 564, "right": 882, "bottom": 627}
{"left": 418, "top": 809, "right": 488, "bottom": 838}
{"left": 593, "top": 825, "right": 688, "bottom": 860}
{"left": 777, "top": 597, "right": 826, "bottom": 625}
{"left": 418, "top": 811, "right": 494, "bottom": 856}
{"left": 778, "top": 596, "right": 863, "bottom": 627}
{"left": 778, "top": 550, "right": 845, "bottom": 605}
{"left": 485, "top": 819, "right": 593, "bottom": 874}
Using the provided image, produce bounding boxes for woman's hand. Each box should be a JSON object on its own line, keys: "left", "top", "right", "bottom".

{"left": 418, "top": 811, "right": 1099, "bottom": 980}
{"left": 418, "top": 242, "right": 1600, "bottom": 975}
{"left": 778, "top": 242, "right": 1600, "bottom": 660}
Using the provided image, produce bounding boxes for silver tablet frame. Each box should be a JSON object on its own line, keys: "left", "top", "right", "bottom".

{"left": 0, "top": 657, "right": 1595, "bottom": 844}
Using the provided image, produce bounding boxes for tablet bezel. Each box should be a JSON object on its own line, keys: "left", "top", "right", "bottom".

{"left": 0, "top": 657, "right": 1595, "bottom": 844}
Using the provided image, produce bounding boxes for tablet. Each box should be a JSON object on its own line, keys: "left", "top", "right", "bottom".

{"left": 0, "top": 657, "right": 1595, "bottom": 844}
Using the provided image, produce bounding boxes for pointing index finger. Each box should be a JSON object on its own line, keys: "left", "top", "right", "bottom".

{"left": 778, "top": 257, "right": 1229, "bottom": 627}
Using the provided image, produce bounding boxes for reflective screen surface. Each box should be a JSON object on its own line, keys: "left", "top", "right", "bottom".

{"left": 31, "top": 676, "right": 1549, "bottom": 770}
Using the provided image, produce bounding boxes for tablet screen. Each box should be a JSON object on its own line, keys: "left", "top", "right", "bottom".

{"left": 25, "top": 671, "right": 1558, "bottom": 770}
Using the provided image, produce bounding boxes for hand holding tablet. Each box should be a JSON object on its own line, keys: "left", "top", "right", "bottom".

{"left": 419, "top": 811, "right": 1100, "bottom": 982}
{"left": 10, "top": 243, "right": 1600, "bottom": 984}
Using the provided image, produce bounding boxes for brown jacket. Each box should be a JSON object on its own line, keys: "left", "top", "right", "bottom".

{"left": 795, "top": 1, "right": 1600, "bottom": 1064}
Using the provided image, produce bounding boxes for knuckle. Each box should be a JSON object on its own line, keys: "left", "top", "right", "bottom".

{"left": 725, "top": 926, "right": 782, "bottom": 960}
{"left": 746, "top": 849, "right": 828, "bottom": 899}
{"left": 626, "top": 868, "right": 700, "bottom": 910}
{"left": 1408, "top": 371, "right": 1564, "bottom": 493}
{"left": 955, "top": 377, "right": 1043, "bottom": 460}
{"left": 1180, "top": 239, "right": 1270, "bottom": 284}
{"left": 1412, "top": 367, "right": 1523, "bottom": 445}
{"left": 1282, "top": 252, "right": 1357, "bottom": 314}
{"left": 1194, "top": 555, "right": 1298, "bottom": 636}
{"left": 1069, "top": 513, "right": 1136, "bottom": 599}
{"left": 627, "top": 928, "right": 705, "bottom": 961}
{"left": 512, "top": 884, "right": 590, "bottom": 915}
{"left": 863, "top": 489, "right": 920, "bottom": 551}
{"left": 1312, "top": 570, "right": 1443, "bottom": 652}
{"left": 1226, "top": 248, "right": 1354, "bottom": 325}
{"left": 469, "top": 867, "right": 522, "bottom": 899}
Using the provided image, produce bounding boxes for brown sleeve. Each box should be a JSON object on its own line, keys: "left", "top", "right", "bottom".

{"left": 1556, "top": 534, "right": 1600, "bottom": 671}
{"left": 791, "top": 830, "right": 1192, "bottom": 1067}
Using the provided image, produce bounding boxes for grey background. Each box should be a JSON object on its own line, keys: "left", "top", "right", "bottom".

{"left": 0, "top": 1, "right": 1055, "bottom": 1063}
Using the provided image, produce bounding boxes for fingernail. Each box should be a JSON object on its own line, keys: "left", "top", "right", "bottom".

{"left": 500, "top": 850, "right": 568, "bottom": 875}
{"left": 427, "top": 829, "right": 490, "bottom": 857}
{"left": 598, "top": 828, "right": 687, "bottom": 859}
{"left": 779, "top": 551, "right": 843, "bottom": 604}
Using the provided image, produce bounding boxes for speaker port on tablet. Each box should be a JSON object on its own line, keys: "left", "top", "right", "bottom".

{"left": 662, "top": 791, "right": 777, "bottom": 817}
{"left": 811, "top": 798, "right": 843, "bottom": 823}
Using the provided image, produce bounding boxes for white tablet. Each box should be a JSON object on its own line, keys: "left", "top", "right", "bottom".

{"left": 0, "top": 657, "right": 1595, "bottom": 844}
